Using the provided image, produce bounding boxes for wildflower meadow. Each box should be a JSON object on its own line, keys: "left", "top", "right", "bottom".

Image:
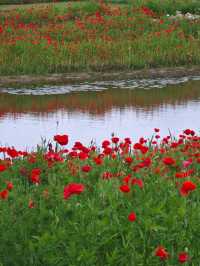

{"left": 0, "top": 129, "right": 200, "bottom": 265}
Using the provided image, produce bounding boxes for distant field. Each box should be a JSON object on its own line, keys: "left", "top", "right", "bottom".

{"left": 0, "top": 0, "right": 200, "bottom": 75}
{"left": 0, "top": 2, "right": 73, "bottom": 10}
{"left": 1, "top": 0, "right": 200, "bottom": 14}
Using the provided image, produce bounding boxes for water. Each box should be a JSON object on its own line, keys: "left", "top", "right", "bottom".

{"left": 0, "top": 76, "right": 200, "bottom": 150}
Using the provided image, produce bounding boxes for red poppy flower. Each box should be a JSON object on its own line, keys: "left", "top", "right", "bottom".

{"left": 155, "top": 246, "right": 169, "bottom": 260}
{"left": 123, "top": 174, "right": 131, "bottom": 184}
{"left": 28, "top": 200, "right": 35, "bottom": 208}
{"left": 140, "top": 146, "right": 149, "bottom": 154}
{"left": 81, "top": 146, "right": 90, "bottom": 153}
{"left": 103, "top": 147, "right": 112, "bottom": 155}
{"left": 139, "top": 137, "right": 146, "bottom": 144}
{"left": 125, "top": 157, "right": 133, "bottom": 164}
{"left": 0, "top": 164, "right": 6, "bottom": 172}
{"left": 31, "top": 175, "right": 40, "bottom": 184}
{"left": 154, "top": 128, "right": 160, "bottom": 132}
{"left": 178, "top": 252, "right": 189, "bottom": 263}
{"left": 81, "top": 165, "right": 92, "bottom": 173}
{"left": 54, "top": 134, "right": 68, "bottom": 146}
{"left": 69, "top": 151, "right": 78, "bottom": 158}
{"left": 0, "top": 189, "right": 9, "bottom": 200}
{"left": 111, "top": 137, "right": 119, "bottom": 144}
{"left": 102, "top": 140, "right": 110, "bottom": 148}
{"left": 124, "top": 137, "right": 131, "bottom": 144}
{"left": 63, "top": 183, "right": 85, "bottom": 200}
{"left": 78, "top": 152, "right": 88, "bottom": 160}
{"left": 7, "top": 182, "right": 13, "bottom": 191}
{"left": 93, "top": 157, "right": 103, "bottom": 165}
{"left": 31, "top": 168, "right": 41, "bottom": 176}
{"left": 180, "top": 181, "right": 196, "bottom": 196}
{"left": 119, "top": 184, "right": 130, "bottom": 193}
{"left": 128, "top": 212, "right": 136, "bottom": 222}
{"left": 141, "top": 157, "right": 151, "bottom": 167}
{"left": 133, "top": 143, "right": 142, "bottom": 150}
{"left": 163, "top": 157, "right": 175, "bottom": 165}
{"left": 131, "top": 178, "right": 144, "bottom": 189}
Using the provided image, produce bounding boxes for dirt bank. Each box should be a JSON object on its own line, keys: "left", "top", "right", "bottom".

{"left": 0, "top": 66, "right": 200, "bottom": 88}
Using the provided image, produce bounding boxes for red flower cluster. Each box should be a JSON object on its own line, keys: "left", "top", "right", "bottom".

{"left": 30, "top": 168, "right": 41, "bottom": 184}
{"left": 183, "top": 129, "right": 195, "bottom": 136}
{"left": 155, "top": 247, "right": 189, "bottom": 263}
{"left": 175, "top": 169, "right": 194, "bottom": 178}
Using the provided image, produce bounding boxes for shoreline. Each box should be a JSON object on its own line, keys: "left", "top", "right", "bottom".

{"left": 0, "top": 66, "right": 200, "bottom": 87}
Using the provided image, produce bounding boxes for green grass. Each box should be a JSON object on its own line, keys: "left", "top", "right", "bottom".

{"left": 0, "top": 1, "right": 200, "bottom": 75}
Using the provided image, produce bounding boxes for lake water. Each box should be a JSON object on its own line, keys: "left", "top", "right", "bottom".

{"left": 0, "top": 76, "right": 200, "bottom": 150}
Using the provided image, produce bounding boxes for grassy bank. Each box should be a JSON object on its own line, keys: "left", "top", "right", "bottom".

{"left": 0, "top": 1, "right": 200, "bottom": 75}
{"left": 0, "top": 129, "right": 200, "bottom": 265}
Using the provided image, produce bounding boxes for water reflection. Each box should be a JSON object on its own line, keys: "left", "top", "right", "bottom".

{"left": 0, "top": 79, "right": 200, "bottom": 149}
